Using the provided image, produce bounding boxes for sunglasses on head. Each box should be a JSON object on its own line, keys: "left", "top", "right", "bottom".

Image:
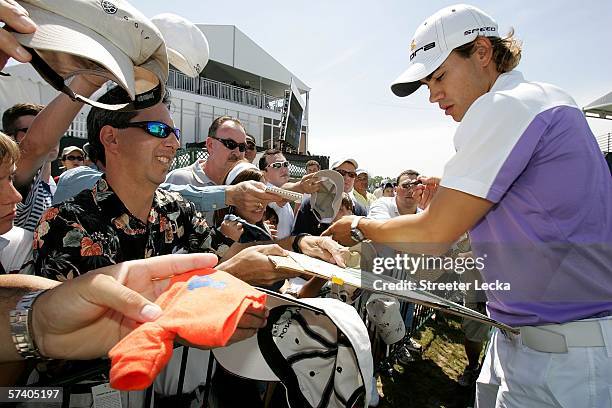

{"left": 117, "top": 121, "right": 181, "bottom": 141}
{"left": 64, "top": 155, "right": 84, "bottom": 161}
{"left": 267, "top": 161, "right": 289, "bottom": 169}
{"left": 336, "top": 169, "right": 357, "bottom": 178}
{"left": 209, "top": 135, "right": 247, "bottom": 152}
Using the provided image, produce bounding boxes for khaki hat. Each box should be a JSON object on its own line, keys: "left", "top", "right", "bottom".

{"left": 13, "top": 0, "right": 168, "bottom": 111}
{"left": 61, "top": 145, "right": 84, "bottom": 158}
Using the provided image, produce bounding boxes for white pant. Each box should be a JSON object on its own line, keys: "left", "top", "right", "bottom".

{"left": 476, "top": 318, "right": 612, "bottom": 408}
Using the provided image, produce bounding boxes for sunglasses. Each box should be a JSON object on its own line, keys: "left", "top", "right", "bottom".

{"left": 118, "top": 121, "right": 181, "bottom": 141}
{"left": 64, "top": 155, "right": 84, "bottom": 161}
{"left": 267, "top": 161, "right": 290, "bottom": 169}
{"left": 246, "top": 142, "right": 256, "bottom": 151}
{"left": 336, "top": 169, "right": 357, "bottom": 178}
{"left": 400, "top": 180, "right": 422, "bottom": 190}
{"left": 209, "top": 135, "right": 247, "bottom": 152}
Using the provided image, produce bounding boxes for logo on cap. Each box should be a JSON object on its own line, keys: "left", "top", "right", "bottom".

{"left": 100, "top": 0, "right": 118, "bottom": 14}
{"left": 410, "top": 39, "right": 417, "bottom": 51}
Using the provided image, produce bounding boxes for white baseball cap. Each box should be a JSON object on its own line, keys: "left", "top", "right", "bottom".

{"left": 366, "top": 294, "right": 406, "bottom": 345}
{"left": 151, "top": 13, "right": 209, "bottom": 78}
{"left": 356, "top": 168, "right": 370, "bottom": 178}
{"left": 391, "top": 4, "right": 499, "bottom": 97}
{"left": 225, "top": 161, "right": 258, "bottom": 185}
{"left": 213, "top": 288, "right": 373, "bottom": 408}
{"left": 13, "top": 0, "right": 168, "bottom": 111}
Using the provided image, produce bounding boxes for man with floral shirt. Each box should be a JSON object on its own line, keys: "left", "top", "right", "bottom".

{"left": 32, "top": 86, "right": 349, "bottom": 405}
{"left": 33, "top": 87, "right": 226, "bottom": 280}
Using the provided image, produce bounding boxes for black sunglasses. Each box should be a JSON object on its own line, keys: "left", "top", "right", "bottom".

{"left": 64, "top": 155, "right": 84, "bottom": 161}
{"left": 246, "top": 142, "right": 256, "bottom": 151}
{"left": 209, "top": 135, "right": 246, "bottom": 152}
{"left": 117, "top": 121, "right": 181, "bottom": 141}
{"left": 336, "top": 169, "right": 356, "bottom": 178}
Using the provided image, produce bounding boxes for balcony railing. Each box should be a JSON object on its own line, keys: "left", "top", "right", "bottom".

{"left": 167, "top": 69, "right": 284, "bottom": 113}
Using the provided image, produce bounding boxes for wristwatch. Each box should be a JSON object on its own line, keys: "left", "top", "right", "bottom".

{"left": 9, "top": 290, "right": 47, "bottom": 359}
{"left": 350, "top": 216, "right": 365, "bottom": 243}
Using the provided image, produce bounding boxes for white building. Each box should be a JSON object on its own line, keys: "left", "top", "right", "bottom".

{"left": 0, "top": 24, "right": 311, "bottom": 153}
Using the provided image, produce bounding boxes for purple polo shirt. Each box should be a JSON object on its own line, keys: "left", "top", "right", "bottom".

{"left": 441, "top": 70, "right": 612, "bottom": 326}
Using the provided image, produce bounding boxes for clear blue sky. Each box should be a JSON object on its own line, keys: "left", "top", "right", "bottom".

{"left": 132, "top": 0, "right": 612, "bottom": 178}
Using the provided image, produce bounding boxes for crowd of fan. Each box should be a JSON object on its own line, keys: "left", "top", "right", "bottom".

{"left": 0, "top": 81, "right": 487, "bottom": 405}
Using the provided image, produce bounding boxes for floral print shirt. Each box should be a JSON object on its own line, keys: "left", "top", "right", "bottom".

{"left": 34, "top": 177, "right": 225, "bottom": 280}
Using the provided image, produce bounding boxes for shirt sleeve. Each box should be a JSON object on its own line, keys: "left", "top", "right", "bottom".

{"left": 160, "top": 183, "right": 227, "bottom": 213}
{"left": 440, "top": 93, "right": 546, "bottom": 203}
{"left": 367, "top": 199, "right": 392, "bottom": 220}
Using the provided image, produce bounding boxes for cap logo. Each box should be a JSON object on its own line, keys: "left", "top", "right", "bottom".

{"left": 272, "top": 308, "right": 297, "bottom": 339}
{"left": 410, "top": 39, "right": 416, "bottom": 51}
{"left": 409, "top": 41, "right": 435, "bottom": 61}
{"left": 100, "top": 0, "right": 118, "bottom": 14}
{"left": 464, "top": 26, "right": 496, "bottom": 36}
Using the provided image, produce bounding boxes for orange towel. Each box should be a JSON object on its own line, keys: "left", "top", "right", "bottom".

{"left": 108, "top": 268, "right": 266, "bottom": 391}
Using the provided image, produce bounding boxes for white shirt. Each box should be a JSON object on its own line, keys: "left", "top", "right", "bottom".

{"left": 267, "top": 183, "right": 295, "bottom": 239}
{"left": 0, "top": 226, "right": 34, "bottom": 274}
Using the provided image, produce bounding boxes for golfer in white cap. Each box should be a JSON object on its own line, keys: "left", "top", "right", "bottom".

{"left": 325, "top": 4, "right": 612, "bottom": 407}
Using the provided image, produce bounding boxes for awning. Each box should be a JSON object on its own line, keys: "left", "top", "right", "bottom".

{"left": 583, "top": 91, "right": 612, "bottom": 120}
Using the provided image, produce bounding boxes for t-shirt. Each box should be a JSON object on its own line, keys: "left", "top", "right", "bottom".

{"left": 440, "top": 70, "right": 612, "bottom": 326}
{"left": 15, "top": 167, "right": 54, "bottom": 232}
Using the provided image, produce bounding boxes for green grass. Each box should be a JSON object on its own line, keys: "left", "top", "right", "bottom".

{"left": 376, "top": 314, "right": 477, "bottom": 408}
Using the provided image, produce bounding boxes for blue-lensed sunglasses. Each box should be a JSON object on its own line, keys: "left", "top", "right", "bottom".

{"left": 118, "top": 121, "right": 181, "bottom": 141}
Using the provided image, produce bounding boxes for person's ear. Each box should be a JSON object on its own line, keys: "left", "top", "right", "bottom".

{"left": 473, "top": 36, "right": 493, "bottom": 67}
{"left": 99, "top": 125, "right": 119, "bottom": 157}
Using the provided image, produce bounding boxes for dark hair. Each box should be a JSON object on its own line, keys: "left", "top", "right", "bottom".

{"left": 230, "top": 168, "right": 264, "bottom": 185}
{"left": 454, "top": 29, "right": 522, "bottom": 73}
{"left": 258, "top": 148, "right": 283, "bottom": 170}
{"left": 263, "top": 206, "right": 279, "bottom": 225}
{"left": 86, "top": 86, "right": 170, "bottom": 165}
{"left": 340, "top": 192, "right": 354, "bottom": 212}
{"left": 208, "top": 116, "right": 245, "bottom": 138}
{"left": 2, "top": 103, "right": 44, "bottom": 137}
{"left": 396, "top": 169, "right": 420, "bottom": 185}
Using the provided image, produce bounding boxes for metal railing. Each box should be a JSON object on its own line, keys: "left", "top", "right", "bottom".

{"left": 167, "top": 70, "right": 284, "bottom": 113}
{"left": 596, "top": 132, "right": 611, "bottom": 153}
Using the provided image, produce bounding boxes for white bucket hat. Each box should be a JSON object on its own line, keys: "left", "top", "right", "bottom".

{"left": 13, "top": 0, "right": 168, "bottom": 111}
{"left": 310, "top": 169, "right": 344, "bottom": 223}
{"left": 225, "top": 161, "right": 259, "bottom": 185}
{"left": 213, "top": 288, "right": 373, "bottom": 408}
{"left": 391, "top": 4, "right": 499, "bottom": 97}
{"left": 366, "top": 294, "right": 406, "bottom": 345}
{"left": 151, "top": 13, "right": 209, "bottom": 78}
